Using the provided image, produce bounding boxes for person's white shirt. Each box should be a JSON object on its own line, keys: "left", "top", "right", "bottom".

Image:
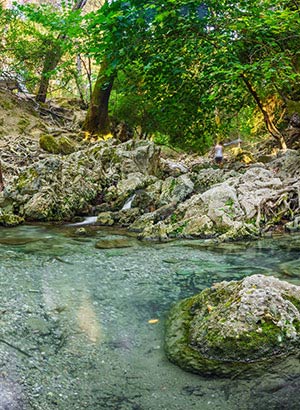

{"left": 215, "top": 144, "right": 223, "bottom": 158}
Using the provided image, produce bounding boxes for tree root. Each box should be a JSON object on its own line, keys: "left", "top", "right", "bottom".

{"left": 255, "top": 182, "right": 300, "bottom": 230}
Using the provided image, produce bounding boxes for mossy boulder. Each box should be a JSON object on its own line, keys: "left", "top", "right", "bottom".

{"left": 0, "top": 212, "right": 24, "bottom": 227}
{"left": 165, "top": 274, "right": 300, "bottom": 377}
{"left": 39, "top": 134, "right": 60, "bottom": 153}
{"left": 96, "top": 211, "right": 115, "bottom": 226}
{"left": 39, "top": 134, "right": 76, "bottom": 155}
{"left": 58, "top": 136, "right": 77, "bottom": 154}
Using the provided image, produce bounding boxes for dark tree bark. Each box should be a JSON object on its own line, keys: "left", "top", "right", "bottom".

{"left": 82, "top": 61, "right": 115, "bottom": 136}
{"left": 241, "top": 74, "right": 287, "bottom": 150}
{"left": 36, "top": 46, "right": 63, "bottom": 103}
{"left": 36, "top": 0, "right": 88, "bottom": 103}
{"left": 0, "top": 162, "right": 4, "bottom": 192}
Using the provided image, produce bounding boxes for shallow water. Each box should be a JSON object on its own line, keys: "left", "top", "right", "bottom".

{"left": 1, "top": 225, "right": 300, "bottom": 410}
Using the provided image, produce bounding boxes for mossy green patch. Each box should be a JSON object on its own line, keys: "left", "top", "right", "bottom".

{"left": 18, "top": 117, "right": 30, "bottom": 133}
{"left": 165, "top": 276, "right": 300, "bottom": 376}
{"left": 39, "top": 134, "right": 76, "bottom": 155}
{"left": 0, "top": 100, "right": 14, "bottom": 110}
{"left": 40, "top": 134, "right": 60, "bottom": 154}
{"left": 0, "top": 213, "right": 24, "bottom": 227}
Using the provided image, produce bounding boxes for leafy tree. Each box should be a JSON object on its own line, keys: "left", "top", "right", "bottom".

{"left": 82, "top": 0, "right": 132, "bottom": 136}
{"left": 33, "top": 0, "right": 88, "bottom": 102}
{"left": 4, "top": 0, "right": 300, "bottom": 151}
{"left": 136, "top": 0, "right": 296, "bottom": 149}
{"left": 2, "top": 0, "right": 89, "bottom": 101}
{"left": 86, "top": 0, "right": 300, "bottom": 149}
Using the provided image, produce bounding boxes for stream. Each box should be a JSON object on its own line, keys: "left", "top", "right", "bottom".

{"left": 0, "top": 224, "right": 300, "bottom": 410}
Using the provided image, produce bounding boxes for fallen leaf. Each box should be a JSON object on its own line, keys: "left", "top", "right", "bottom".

{"left": 148, "top": 319, "right": 159, "bottom": 324}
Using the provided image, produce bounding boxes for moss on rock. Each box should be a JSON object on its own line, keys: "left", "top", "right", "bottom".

{"left": 0, "top": 212, "right": 24, "bottom": 227}
{"left": 39, "top": 134, "right": 76, "bottom": 155}
{"left": 57, "top": 136, "right": 77, "bottom": 154}
{"left": 40, "top": 134, "right": 60, "bottom": 154}
{"left": 165, "top": 274, "right": 300, "bottom": 376}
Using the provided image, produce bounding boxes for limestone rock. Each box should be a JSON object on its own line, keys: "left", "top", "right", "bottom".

{"left": 165, "top": 274, "right": 300, "bottom": 376}
{"left": 236, "top": 167, "right": 283, "bottom": 219}
{"left": 192, "top": 168, "right": 239, "bottom": 193}
{"left": 116, "top": 140, "right": 161, "bottom": 176}
{"left": 168, "top": 183, "right": 248, "bottom": 238}
{"left": 159, "top": 175, "right": 194, "bottom": 206}
{"left": 160, "top": 158, "right": 189, "bottom": 176}
{"left": 0, "top": 210, "right": 24, "bottom": 227}
{"left": 117, "top": 173, "right": 146, "bottom": 197}
{"left": 269, "top": 149, "right": 300, "bottom": 179}
{"left": 117, "top": 208, "right": 141, "bottom": 227}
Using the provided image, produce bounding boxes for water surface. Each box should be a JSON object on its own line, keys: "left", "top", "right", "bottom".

{"left": 1, "top": 224, "right": 300, "bottom": 410}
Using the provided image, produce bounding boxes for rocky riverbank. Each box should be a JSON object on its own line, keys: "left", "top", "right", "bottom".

{"left": 0, "top": 88, "right": 299, "bottom": 241}
{"left": 0, "top": 132, "right": 300, "bottom": 242}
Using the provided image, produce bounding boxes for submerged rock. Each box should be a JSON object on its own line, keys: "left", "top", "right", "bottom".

{"left": 95, "top": 237, "right": 137, "bottom": 249}
{"left": 165, "top": 274, "right": 300, "bottom": 376}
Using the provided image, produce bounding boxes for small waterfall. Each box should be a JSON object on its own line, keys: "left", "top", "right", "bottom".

{"left": 121, "top": 194, "right": 136, "bottom": 210}
{"left": 67, "top": 216, "right": 98, "bottom": 227}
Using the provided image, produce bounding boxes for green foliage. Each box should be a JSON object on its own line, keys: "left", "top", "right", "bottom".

{"left": 1, "top": 1, "right": 87, "bottom": 96}
{"left": 84, "top": 0, "right": 300, "bottom": 150}
{"left": 3, "top": 0, "right": 300, "bottom": 151}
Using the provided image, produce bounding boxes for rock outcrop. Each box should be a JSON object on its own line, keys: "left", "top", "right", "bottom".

{"left": 0, "top": 139, "right": 161, "bottom": 222}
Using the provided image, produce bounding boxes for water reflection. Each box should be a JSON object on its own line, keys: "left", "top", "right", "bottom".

{"left": 0, "top": 225, "right": 300, "bottom": 409}
{"left": 77, "top": 296, "right": 102, "bottom": 344}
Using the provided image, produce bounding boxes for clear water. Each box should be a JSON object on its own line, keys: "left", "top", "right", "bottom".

{"left": 1, "top": 225, "right": 300, "bottom": 410}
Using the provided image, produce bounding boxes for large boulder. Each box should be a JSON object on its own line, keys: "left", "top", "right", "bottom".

{"left": 235, "top": 167, "right": 283, "bottom": 219}
{"left": 191, "top": 168, "right": 239, "bottom": 193}
{"left": 137, "top": 164, "right": 291, "bottom": 241}
{"left": 159, "top": 175, "right": 194, "bottom": 206}
{"left": 268, "top": 149, "right": 300, "bottom": 179}
{"left": 167, "top": 182, "right": 256, "bottom": 239}
{"left": 2, "top": 153, "right": 103, "bottom": 221}
{"left": 115, "top": 140, "right": 161, "bottom": 176}
{"left": 39, "top": 134, "right": 77, "bottom": 155}
{"left": 165, "top": 275, "right": 300, "bottom": 377}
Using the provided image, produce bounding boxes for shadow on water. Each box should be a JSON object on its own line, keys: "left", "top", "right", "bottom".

{"left": 1, "top": 225, "right": 300, "bottom": 409}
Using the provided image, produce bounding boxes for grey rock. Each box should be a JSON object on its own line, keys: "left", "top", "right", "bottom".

{"left": 165, "top": 274, "right": 300, "bottom": 376}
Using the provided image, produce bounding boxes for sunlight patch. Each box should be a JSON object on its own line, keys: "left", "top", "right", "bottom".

{"left": 77, "top": 298, "right": 102, "bottom": 344}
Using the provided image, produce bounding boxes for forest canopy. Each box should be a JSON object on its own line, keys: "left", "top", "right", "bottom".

{"left": 1, "top": 0, "right": 300, "bottom": 152}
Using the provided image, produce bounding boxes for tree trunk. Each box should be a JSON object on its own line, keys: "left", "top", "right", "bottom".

{"left": 82, "top": 61, "right": 115, "bottom": 136}
{"left": 0, "top": 162, "right": 4, "bottom": 192}
{"left": 36, "top": 46, "right": 63, "bottom": 103}
{"left": 35, "top": 0, "right": 88, "bottom": 103}
{"left": 74, "top": 54, "right": 88, "bottom": 108}
{"left": 240, "top": 74, "right": 287, "bottom": 150}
